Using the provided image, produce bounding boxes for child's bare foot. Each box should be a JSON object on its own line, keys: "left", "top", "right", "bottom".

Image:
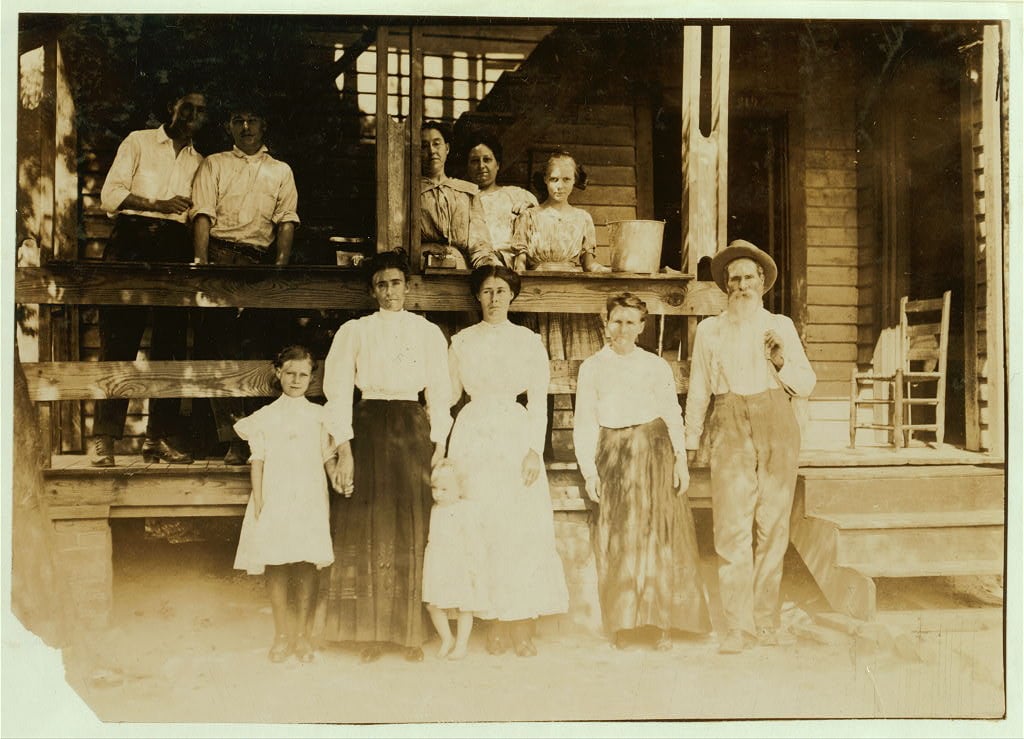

{"left": 436, "top": 638, "right": 455, "bottom": 659}
{"left": 448, "top": 642, "right": 469, "bottom": 660}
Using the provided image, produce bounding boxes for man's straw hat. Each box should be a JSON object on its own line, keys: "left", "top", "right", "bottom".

{"left": 710, "top": 239, "right": 778, "bottom": 294}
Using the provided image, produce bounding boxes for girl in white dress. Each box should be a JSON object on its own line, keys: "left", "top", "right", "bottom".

{"left": 233, "top": 345, "right": 336, "bottom": 664}
{"left": 422, "top": 460, "right": 489, "bottom": 660}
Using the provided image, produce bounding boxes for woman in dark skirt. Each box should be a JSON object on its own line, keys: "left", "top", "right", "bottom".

{"left": 321, "top": 250, "right": 451, "bottom": 662}
{"left": 573, "top": 293, "right": 711, "bottom": 650}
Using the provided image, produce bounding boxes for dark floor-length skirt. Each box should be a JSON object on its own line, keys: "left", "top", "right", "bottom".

{"left": 592, "top": 418, "right": 711, "bottom": 635}
{"left": 322, "top": 400, "right": 432, "bottom": 647}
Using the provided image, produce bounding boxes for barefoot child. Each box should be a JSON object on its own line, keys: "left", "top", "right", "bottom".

{"left": 422, "top": 460, "right": 488, "bottom": 659}
{"left": 233, "top": 345, "right": 336, "bottom": 663}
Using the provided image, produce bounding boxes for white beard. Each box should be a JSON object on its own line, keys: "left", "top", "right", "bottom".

{"left": 726, "top": 291, "right": 762, "bottom": 323}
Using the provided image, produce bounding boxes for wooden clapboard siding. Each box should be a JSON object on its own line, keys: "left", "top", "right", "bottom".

{"left": 523, "top": 101, "right": 643, "bottom": 249}
{"left": 800, "top": 38, "right": 861, "bottom": 401}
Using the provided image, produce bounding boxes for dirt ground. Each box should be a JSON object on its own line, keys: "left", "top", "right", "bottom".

{"left": 3, "top": 514, "right": 1009, "bottom": 734}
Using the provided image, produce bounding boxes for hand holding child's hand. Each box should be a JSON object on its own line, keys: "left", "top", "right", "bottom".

{"left": 332, "top": 442, "right": 355, "bottom": 497}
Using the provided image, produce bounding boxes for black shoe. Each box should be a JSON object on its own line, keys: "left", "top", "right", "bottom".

{"left": 142, "top": 437, "right": 194, "bottom": 465}
{"left": 89, "top": 435, "right": 115, "bottom": 467}
{"left": 223, "top": 440, "right": 250, "bottom": 465}
{"left": 404, "top": 646, "right": 425, "bottom": 663}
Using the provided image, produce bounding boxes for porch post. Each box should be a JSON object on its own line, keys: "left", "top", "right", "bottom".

{"left": 980, "top": 24, "right": 1005, "bottom": 458}
{"left": 407, "top": 27, "right": 424, "bottom": 272}
{"left": 680, "top": 25, "right": 730, "bottom": 276}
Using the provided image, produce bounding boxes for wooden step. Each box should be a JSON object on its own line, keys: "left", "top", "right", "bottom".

{"left": 835, "top": 525, "right": 1004, "bottom": 576}
{"left": 800, "top": 465, "right": 1004, "bottom": 515}
{"left": 812, "top": 509, "right": 1005, "bottom": 529}
{"left": 843, "top": 558, "right": 1005, "bottom": 578}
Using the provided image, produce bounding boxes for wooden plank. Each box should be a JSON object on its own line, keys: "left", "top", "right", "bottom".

{"left": 806, "top": 227, "right": 858, "bottom": 247}
{"left": 807, "top": 305, "right": 857, "bottom": 324}
{"left": 16, "top": 265, "right": 721, "bottom": 315}
{"left": 805, "top": 168, "right": 857, "bottom": 189}
{"left": 961, "top": 45, "right": 981, "bottom": 451}
{"left": 807, "top": 344, "right": 857, "bottom": 362}
{"left": 586, "top": 165, "right": 636, "bottom": 187}
{"left": 711, "top": 25, "right": 729, "bottom": 255}
{"left": 805, "top": 247, "right": 858, "bottom": 267}
{"left": 806, "top": 324, "right": 858, "bottom": 343}
{"left": 577, "top": 104, "right": 636, "bottom": 126}
{"left": 806, "top": 187, "right": 857, "bottom": 208}
{"left": 408, "top": 26, "right": 424, "bottom": 271}
{"left": 572, "top": 185, "right": 636, "bottom": 207}
{"left": 835, "top": 525, "right": 1004, "bottom": 573}
{"left": 633, "top": 102, "right": 654, "bottom": 220}
{"left": 542, "top": 123, "right": 634, "bottom": 147}
{"left": 584, "top": 205, "right": 637, "bottom": 225}
{"left": 981, "top": 25, "right": 1005, "bottom": 458}
{"left": 109, "top": 505, "right": 247, "bottom": 518}
{"left": 813, "top": 509, "right": 1005, "bottom": 530}
{"left": 807, "top": 286, "right": 858, "bottom": 307}
{"left": 24, "top": 358, "right": 695, "bottom": 400}
{"left": 807, "top": 266, "right": 857, "bottom": 286}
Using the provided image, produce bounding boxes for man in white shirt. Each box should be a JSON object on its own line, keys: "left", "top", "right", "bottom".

{"left": 684, "top": 240, "right": 817, "bottom": 654}
{"left": 191, "top": 98, "right": 300, "bottom": 464}
{"left": 91, "top": 89, "right": 209, "bottom": 467}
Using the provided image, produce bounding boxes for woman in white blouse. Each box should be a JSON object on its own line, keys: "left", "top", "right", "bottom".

{"left": 321, "top": 250, "right": 451, "bottom": 663}
{"left": 446, "top": 265, "right": 569, "bottom": 657}
{"left": 573, "top": 293, "right": 710, "bottom": 650}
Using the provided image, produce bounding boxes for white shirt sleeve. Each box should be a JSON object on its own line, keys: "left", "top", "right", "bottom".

{"left": 655, "top": 357, "right": 686, "bottom": 457}
{"left": 99, "top": 132, "right": 142, "bottom": 212}
{"left": 525, "top": 332, "right": 550, "bottom": 454}
{"left": 684, "top": 318, "right": 713, "bottom": 450}
{"left": 322, "top": 321, "right": 358, "bottom": 444}
{"left": 423, "top": 322, "right": 452, "bottom": 444}
{"left": 572, "top": 356, "right": 600, "bottom": 481}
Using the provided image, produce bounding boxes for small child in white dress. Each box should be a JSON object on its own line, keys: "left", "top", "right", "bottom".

{"left": 422, "top": 460, "right": 489, "bottom": 659}
{"left": 233, "top": 345, "right": 336, "bottom": 664}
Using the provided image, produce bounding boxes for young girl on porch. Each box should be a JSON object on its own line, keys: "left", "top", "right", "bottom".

{"left": 422, "top": 460, "right": 489, "bottom": 660}
{"left": 510, "top": 150, "right": 610, "bottom": 361}
{"left": 232, "top": 344, "right": 336, "bottom": 664}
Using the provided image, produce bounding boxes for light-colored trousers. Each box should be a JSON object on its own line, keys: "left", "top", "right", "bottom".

{"left": 709, "top": 388, "right": 801, "bottom": 635}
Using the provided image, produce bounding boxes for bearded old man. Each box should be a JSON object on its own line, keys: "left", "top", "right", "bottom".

{"left": 683, "top": 240, "right": 816, "bottom": 654}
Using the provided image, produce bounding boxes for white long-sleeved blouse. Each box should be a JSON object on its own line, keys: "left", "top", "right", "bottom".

{"left": 449, "top": 320, "right": 549, "bottom": 455}
{"left": 322, "top": 310, "right": 452, "bottom": 444}
{"left": 573, "top": 345, "right": 685, "bottom": 482}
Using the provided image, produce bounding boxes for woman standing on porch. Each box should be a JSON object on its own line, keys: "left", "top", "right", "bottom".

{"left": 573, "top": 293, "right": 711, "bottom": 650}
{"left": 321, "top": 250, "right": 451, "bottom": 663}
{"left": 446, "top": 265, "right": 569, "bottom": 657}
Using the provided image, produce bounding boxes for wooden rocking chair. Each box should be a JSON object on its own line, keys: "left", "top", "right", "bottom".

{"left": 849, "top": 291, "right": 951, "bottom": 448}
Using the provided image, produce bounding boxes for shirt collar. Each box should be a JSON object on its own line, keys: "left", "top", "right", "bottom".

{"left": 157, "top": 125, "right": 194, "bottom": 153}
{"left": 231, "top": 145, "right": 269, "bottom": 160}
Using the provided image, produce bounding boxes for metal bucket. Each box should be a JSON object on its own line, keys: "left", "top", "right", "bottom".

{"left": 607, "top": 220, "right": 665, "bottom": 274}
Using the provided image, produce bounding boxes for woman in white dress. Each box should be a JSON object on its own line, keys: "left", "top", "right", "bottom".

{"left": 446, "top": 264, "right": 569, "bottom": 657}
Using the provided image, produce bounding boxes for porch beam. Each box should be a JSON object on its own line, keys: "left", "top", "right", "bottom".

{"left": 21, "top": 357, "right": 695, "bottom": 401}
{"left": 16, "top": 264, "right": 725, "bottom": 316}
